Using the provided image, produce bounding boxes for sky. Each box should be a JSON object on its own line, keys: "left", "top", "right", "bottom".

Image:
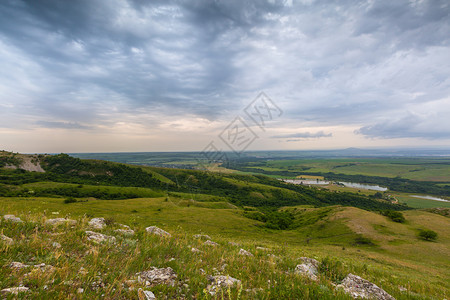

{"left": 0, "top": 0, "right": 449, "bottom": 153}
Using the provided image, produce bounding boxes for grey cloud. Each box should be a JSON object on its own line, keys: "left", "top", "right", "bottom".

{"left": 272, "top": 131, "right": 332, "bottom": 139}
{"left": 356, "top": 113, "right": 450, "bottom": 139}
{"left": 0, "top": 0, "right": 449, "bottom": 141}
{"left": 354, "top": 0, "right": 450, "bottom": 48}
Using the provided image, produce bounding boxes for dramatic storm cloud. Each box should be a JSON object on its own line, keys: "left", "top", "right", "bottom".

{"left": 0, "top": 0, "right": 449, "bottom": 152}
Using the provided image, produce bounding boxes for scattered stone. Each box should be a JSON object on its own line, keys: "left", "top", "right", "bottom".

{"left": 336, "top": 273, "right": 395, "bottom": 300}
{"left": 191, "top": 247, "right": 202, "bottom": 253}
{"left": 294, "top": 257, "right": 320, "bottom": 281}
{"left": 85, "top": 231, "right": 116, "bottom": 244}
{"left": 204, "top": 240, "right": 218, "bottom": 246}
{"left": 138, "top": 288, "right": 156, "bottom": 300}
{"left": 256, "top": 246, "right": 270, "bottom": 251}
{"left": 17, "top": 263, "right": 54, "bottom": 278}
{"left": 89, "top": 217, "right": 106, "bottom": 230}
{"left": 228, "top": 241, "right": 240, "bottom": 246}
{"left": 114, "top": 228, "right": 135, "bottom": 236}
{"left": 10, "top": 262, "right": 29, "bottom": 269}
{"left": 91, "top": 279, "right": 105, "bottom": 290}
{"left": 206, "top": 275, "right": 241, "bottom": 295}
{"left": 199, "top": 268, "right": 206, "bottom": 274}
{"left": 137, "top": 267, "right": 177, "bottom": 287}
{"left": 33, "top": 263, "right": 54, "bottom": 272}
{"left": 3, "top": 215, "right": 23, "bottom": 223}
{"left": 398, "top": 286, "right": 407, "bottom": 292}
{"left": 45, "top": 218, "right": 77, "bottom": 226}
{"left": 194, "top": 234, "right": 212, "bottom": 240}
{"left": 0, "top": 234, "right": 14, "bottom": 245}
{"left": 145, "top": 226, "right": 171, "bottom": 237}
{"left": 119, "top": 223, "right": 131, "bottom": 229}
{"left": 239, "top": 248, "right": 254, "bottom": 257}
{"left": 52, "top": 242, "right": 61, "bottom": 248}
{"left": 78, "top": 267, "right": 88, "bottom": 276}
{"left": 1, "top": 287, "right": 29, "bottom": 295}
{"left": 77, "top": 288, "right": 84, "bottom": 294}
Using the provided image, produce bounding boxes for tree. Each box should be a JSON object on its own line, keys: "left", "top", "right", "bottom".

{"left": 418, "top": 229, "right": 438, "bottom": 241}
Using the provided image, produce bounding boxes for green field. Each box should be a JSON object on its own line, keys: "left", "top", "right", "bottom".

{"left": 249, "top": 158, "right": 450, "bottom": 182}
{"left": 395, "top": 194, "right": 450, "bottom": 209}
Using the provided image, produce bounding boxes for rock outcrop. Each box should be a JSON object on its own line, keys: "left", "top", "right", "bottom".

{"left": 3, "top": 215, "right": 23, "bottom": 223}
{"left": 138, "top": 288, "right": 156, "bottom": 300}
{"left": 239, "top": 248, "right": 254, "bottom": 257}
{"left": 1, "top": 287, "right": 29, "bottom": 295}
{"left": 294, "top": 257, "right": 320, "bottom": 281}
{"left": 0, "top": 234, "right": 14, "bottom": 245}
{"left": 206, "top": 275, "right": 241, "bottom": 295}
{"left": 137, "top": 267, "right": 177, "bottom": 287}
{"left": 9, "top": 262, "right": 29, "bottom": 269}
{"left": 145, "top": 226, "right": 171, "bottom": 237}
{"left": 85, "top": 231, "right": 116, "bottom": 244}
{"left": 45, "top": 218, "right": 77, "bottom": 226}
{"left": 52, "top": 242, "right": 62, "bottom": 248}
{"left": 193, "top": 234, "right": 211, "bottom": 240}
{"left": 336, "top": 273, "right": 395, "bottom": 300}
{"left": 204, "top": 240, "right": 218, "bottom": 246}
{"left": 88, "top": 218, "right": 106, "bottom": 230}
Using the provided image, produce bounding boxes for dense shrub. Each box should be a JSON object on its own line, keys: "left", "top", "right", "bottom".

{"left": 418, "top": 229, "right": 438, "bottom": 241}
{"left": 63, "top": 197, "right": 77, "bottom": 204}
{"left": 243, "top": 209, "right": 294, "bottom": 230}
{"left": 381, "top": 210, "right": 406, "bottom": 223}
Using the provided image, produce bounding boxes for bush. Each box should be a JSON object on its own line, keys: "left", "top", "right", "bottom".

{"left": 265, "top": 211, "right": 294, "bottom": 230}
{"left": 381, "top": 210, "right": 406, "bottom": 223}
{"left": 418, "top": 229, "right": 438, "bottom": 241}
{"left": 63, "top": 197, "right": 77, "bottom": 204}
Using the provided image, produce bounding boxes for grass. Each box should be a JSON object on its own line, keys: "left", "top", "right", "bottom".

{"left": 1, "top": 196, "right": 449, "bottom": 299}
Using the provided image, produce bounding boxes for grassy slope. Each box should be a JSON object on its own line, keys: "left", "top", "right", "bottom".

{"left": 1, "top": 153, "right": 449, "bottom": 298}
{"left": 1, "top": 196, "right": 449, "bottom": 299}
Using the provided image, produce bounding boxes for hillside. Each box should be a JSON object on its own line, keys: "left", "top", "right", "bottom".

{"left": 1, "top": 152, "right": 449, "bottom": 298}
{"left": 1, "top": 198, "right": 449, "bottom": 299}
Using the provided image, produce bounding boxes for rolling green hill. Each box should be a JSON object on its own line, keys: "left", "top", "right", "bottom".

{"left": 1, "top": 152, "right": 449, "bottom": 299}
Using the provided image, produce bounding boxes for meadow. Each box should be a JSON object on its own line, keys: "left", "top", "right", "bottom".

{"left": 1, "top": 194, "right": 449, "bottom": 299}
